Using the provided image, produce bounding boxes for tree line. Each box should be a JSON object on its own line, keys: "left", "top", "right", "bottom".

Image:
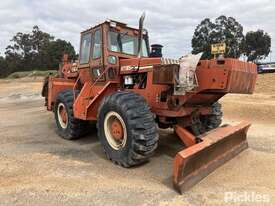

{"left": 0, "top": 16, "right": 271, "bottom": 78}
{"left": 192, "top": 15, "right": 271, "bottom": 61}
{"left": 0, "top": 26, "right": 76, "bottom": 78}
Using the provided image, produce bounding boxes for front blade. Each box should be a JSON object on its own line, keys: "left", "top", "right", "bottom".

{"left": 173, "top": 121, "right": 251, "bottom": 193}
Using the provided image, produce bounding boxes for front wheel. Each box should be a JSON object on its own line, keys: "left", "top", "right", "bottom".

{"left": 97, "top": 91, "right": 159, "bottom": 167}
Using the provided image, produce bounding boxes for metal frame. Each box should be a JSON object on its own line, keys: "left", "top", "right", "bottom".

{"left": 44, "top": 19, "right": 258, "bottom": 193}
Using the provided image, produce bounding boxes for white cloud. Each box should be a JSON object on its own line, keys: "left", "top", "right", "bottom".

{"left": 0, "top": 0, "right": 274, "bottom": 59}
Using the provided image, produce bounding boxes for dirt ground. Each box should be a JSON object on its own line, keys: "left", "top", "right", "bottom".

{"left": 0, "top": 74, "right": 275, "bottom": 206}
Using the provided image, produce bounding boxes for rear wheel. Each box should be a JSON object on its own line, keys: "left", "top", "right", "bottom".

{"left": 97, "top": 91, "right": 159, "bottom": 167}
{"left": 201, "top": 102, "right": 223, "bottom": 131}
{"left": 54, "top": 90, "right": 88, "bottom": 140}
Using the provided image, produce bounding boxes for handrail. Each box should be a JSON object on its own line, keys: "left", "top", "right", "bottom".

{"left": 73, "top": 75, "right": 81, "bottom": 101}
{"left": 88, "top": 66, "right": 115, "bottom": 98}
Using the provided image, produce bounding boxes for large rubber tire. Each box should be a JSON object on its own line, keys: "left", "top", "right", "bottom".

{"left": 54, "top": 90, "right": 88, "bottom": 140}
{"left": 201, "top": 102, "right": 223, "bottom": 131}
{"left": 97, "top": 91, "right": 159, "bottom": 167}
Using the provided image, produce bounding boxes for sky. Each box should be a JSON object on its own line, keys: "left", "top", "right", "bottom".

{"left": 0, "top": 0, "right": 274, "bottom": 60}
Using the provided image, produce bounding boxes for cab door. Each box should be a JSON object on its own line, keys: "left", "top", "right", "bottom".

{"left": 78, "top": 27, "right": 105, "bottom": 84}
{"left": 74, "top": 28, "right": 105, "bottom": 119}
{"left": 90, "top": 28, "right": 105, "bottom": 84}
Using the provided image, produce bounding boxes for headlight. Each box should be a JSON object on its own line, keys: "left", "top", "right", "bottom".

{"left": 108, "top": 55, "right": 117, "bottom": 64}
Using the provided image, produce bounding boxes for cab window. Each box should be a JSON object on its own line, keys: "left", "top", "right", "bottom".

{"left": 108, "top": 31, "right": 148, "bottom": 57}
{"left": 92, "top": 29, "right": 102, "bottom": 59}
{"left": 79, "top": 33, "right": 91, "bottom": 64}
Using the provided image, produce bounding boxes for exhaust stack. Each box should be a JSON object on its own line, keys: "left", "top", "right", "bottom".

{"left": 137, "top": 12, "right": 146, "bottom": 58}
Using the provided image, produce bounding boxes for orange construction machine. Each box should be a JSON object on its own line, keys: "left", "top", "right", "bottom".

{"left": 42, "top": 14, "right": 257, "bottom": 193}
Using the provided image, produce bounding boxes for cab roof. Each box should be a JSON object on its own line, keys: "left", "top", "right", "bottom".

{"left": 81, "top": 19, "right": 139, "bottom": 34}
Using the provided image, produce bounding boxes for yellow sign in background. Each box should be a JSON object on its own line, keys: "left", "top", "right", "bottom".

{"left": 211, "top": 43, "right": 226, "bottom": 54}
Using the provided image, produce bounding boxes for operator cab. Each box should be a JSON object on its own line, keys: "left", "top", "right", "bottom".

{"left": 78, "top": 19, "right": 150, "bottom": 83}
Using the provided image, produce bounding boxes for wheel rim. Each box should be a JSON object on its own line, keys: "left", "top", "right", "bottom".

{"left": 104, "top": 111, "right": 127, "bottom": 150}
{"left": 57, "top": 103, "right": 68, "bottom": 129}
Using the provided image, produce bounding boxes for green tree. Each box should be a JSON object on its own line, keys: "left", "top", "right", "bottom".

{"left": 212, "top": 16, "right": 244, "bottom": 58}
{"left": 242, "top": 30, "right": 271, "bottom": 62}
{"left": 0, "top": 56, "right": 9, "bottom": 78}
{"left": 192, "top": 18, "right": 215, "bottom": 59}
{"left": 192, "top": 15, "right": 244, "bottom": 59}
{"left": 47, "top": 39, "right": 76, "bottom": 69}
{"left": 4, "top": 45, "right": 23, "bottom": 73}
{"left": 30, "top": 25, "right": 54, "bottom": 69}
{"left": 2, "top": 25, "right": 76, "bottom": 75}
